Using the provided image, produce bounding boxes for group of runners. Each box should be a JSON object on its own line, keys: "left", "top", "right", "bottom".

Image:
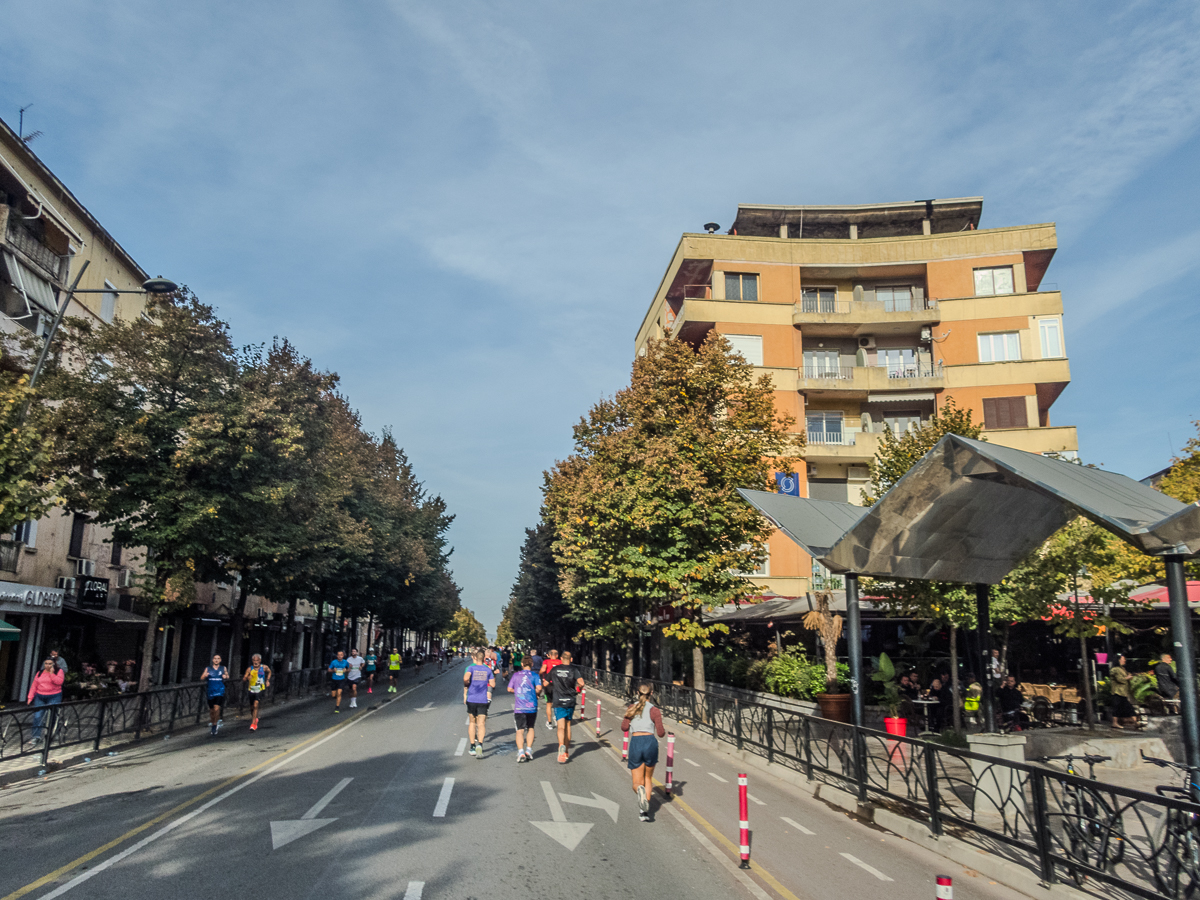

{"left": 199, "top": 652, "right": 273, "bottom": 735}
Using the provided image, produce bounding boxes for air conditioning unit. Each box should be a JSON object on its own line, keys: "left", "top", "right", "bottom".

{"left": 858, "top": 336, "right": 876, "bottom": 349}
{"left": 920, "top": 327, "right": 933, "bottom": 342}
{"left": 76, "top": 558, "right": 96, "bottom": 577}
{"left": 56, "top": 576, "right": 76, "bottom": 593}
{"left": 116, "top": 570, "right": 136, "bottom": 589}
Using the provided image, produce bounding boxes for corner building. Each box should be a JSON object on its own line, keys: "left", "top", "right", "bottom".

{"left": 634, "top": 198, "right": 1076, "bottom": 599}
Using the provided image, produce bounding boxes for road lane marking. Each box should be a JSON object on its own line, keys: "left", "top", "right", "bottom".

{"left": 709, "top": 772, "right": 728, "bottom": 783}
{"left": 559, "top": 791, "right": 619, "bottom": 822}
{"left": 305, "top": 777, "right": 353, "bottom": 818}
{"left": 665, "top": 805, "right": 772, "bottom": 900}
{"left": 454, "top": 738, "right": 468, "bottom": 756}
{"left": 7, "top": 678, "right": 429, "bottom": 900}
{"left": 780, "top": 816, "right": 814, "bottom": 835}
{"left": 684, "top": 758, "right": 701, "bottom": 767}
{"left": 840, "top": 853, "right": 893, "bottom": 881}
{"left": 432, "top": 778, "right": 455, "bottom": 817}
{"left": 403, "top": 883, "right": 424, "bottom": 900}
{"left": 747, "top": 792, "right": 765, "bottom": 806}
{"left": 532, "top": 781, "right": 593, "bottom": 850}
{"left": 540, "top": 780, "right": 566, "bottom": 822}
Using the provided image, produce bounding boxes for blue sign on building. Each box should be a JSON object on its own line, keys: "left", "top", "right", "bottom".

{"left": 775, "top": 472, "right": 800, "bottom": 497}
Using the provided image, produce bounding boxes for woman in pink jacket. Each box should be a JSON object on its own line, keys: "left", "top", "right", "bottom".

{"left": 28, "top": 658, "right": 65, "bottom": 743}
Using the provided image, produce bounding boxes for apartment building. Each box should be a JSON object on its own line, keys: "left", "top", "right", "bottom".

{"left": 634, "top": 198, "right": 1076, "bottom": 599}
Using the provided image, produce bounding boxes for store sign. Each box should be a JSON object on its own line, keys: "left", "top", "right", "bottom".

{"left": 78, "top": 577, "right": 110, "bottom": 611}
{"left": 0, "top": 582, "right": 65, "bottom": 615}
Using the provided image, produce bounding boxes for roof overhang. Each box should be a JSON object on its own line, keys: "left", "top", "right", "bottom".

{"left": 732, "top": 198, "right": 984, "bottom": 239}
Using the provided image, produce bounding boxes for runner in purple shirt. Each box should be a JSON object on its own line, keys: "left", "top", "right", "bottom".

{"left": 506, "top": 656, "right": 543, "bottom": 763}
{"left": 463, "top": 650, "right": 495, "bottom": 759}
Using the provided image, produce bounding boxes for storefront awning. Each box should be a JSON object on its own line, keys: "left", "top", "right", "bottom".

{"left": 865, "top": 392, "right": 937, "bottom": 403}
{"left": 0, "top": 617, "right": 19, "bottom": 641}
{"left": 64, "top": 605, "right": 149, "bottom": 626}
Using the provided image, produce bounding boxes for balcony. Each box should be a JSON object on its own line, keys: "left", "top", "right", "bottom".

{"left": 793, "top": 297, "right": 940, "bottom": 335}
{"left": 980, "top": 425, "right": 1078, "bottom": 455}
{"left": 3, "top": 215, "right": 67, "bottom": 283}
{"left": 804, "top": 429, "right": 881, "bottom": 461}
{"left": 797, "top": 364, "right": 944, "bottom": 397}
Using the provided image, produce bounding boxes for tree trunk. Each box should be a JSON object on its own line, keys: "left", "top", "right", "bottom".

{"left": 822, "top": 631, "right": 838, "bottom": 692}
{"left": 692, "top": 645, "right": 706, "bottom": 694}
{"left": 950, "top": 625, "right": 963, "bottom": 733}
{"left": 138, "top": 605, "right": 160, "bottom": 693}
{"left": 660, "top": 636, "right": 673, "bottom": 683}
{"left": 624, "top": 641, "right": 635, "bottom": 678}
{"left": 229, "top": 573, "right": 249, "bottom": 677}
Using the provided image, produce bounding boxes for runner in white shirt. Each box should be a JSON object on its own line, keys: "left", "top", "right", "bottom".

{"left": 346, "top": 649, "right": 366, "bottom": 708}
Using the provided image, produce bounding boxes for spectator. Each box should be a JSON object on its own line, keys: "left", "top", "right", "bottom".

{"left": 1155, "top": 653, "right": 1180, "bottom": 702}
{"left": 49, "top": 650, "right": 68, "bottom": 673}
{"left": 27, "top": 658, "right": 65, "bottom": 743}
{"left": 998, "top": 675, "right": 1028, "bottom": 731}
{"left": 925, "top": 678, "right": 951, "bottom": 732}
{"left": 1108, "top": 655, "right": 1138, "bottom": 729}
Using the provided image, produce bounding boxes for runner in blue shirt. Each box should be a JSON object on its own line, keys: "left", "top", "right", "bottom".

{"left": 328, "top": 650, "right": 350, "bottom": 714}
{"left": 506, "top": 655, "right": 543, "bottom": 763}
{"left": 364, "top": 649, "right": 378, "bottom": 694}
{"left": 201, "top": 655, "right": 228, "bottom": 736}
{"left": 463, "top": 650, "right": 495, "bottom": 759}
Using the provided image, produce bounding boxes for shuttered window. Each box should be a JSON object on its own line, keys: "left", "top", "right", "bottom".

{"left": 725, "top": 272, "right": 759, "bottom": 302}
{"left": 983, "top": 397, "right": 1029, "bottom": 430}
{"left": 725, "top": 334, "right": 764, "bottom": 366}
{"left": 68, "top": 514, "right": 88, "bottom": 558}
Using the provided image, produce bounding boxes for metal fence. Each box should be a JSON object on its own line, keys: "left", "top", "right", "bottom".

{"left": 0, "top": 667, "right": 331, "bottom": 772}
{"left": 589, "top": 669, "right": 1200, "bottom": 900}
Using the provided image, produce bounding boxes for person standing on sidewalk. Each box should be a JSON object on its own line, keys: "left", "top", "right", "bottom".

{"left": 621, "top": 682, "right": 666, "bottom": 821}
{"left": 549, "top": 651, "right": 584, "bottom": 763}
{"left": 27, "top": 658, "right": 64, "bottom": 744}
{"left": 329, "top": 651, "right": 349, "bottom": 713}
{"left": 201, "top": 655, "right": 229, "bottom": 735}
{"left": 242, "top": 654, "right": 272, "bottom": 731}
{"left": 463, "top": 650, "right": 495, "bottom": 759}
{"left": 387, "top": 647, "right": 401, "bottom": 692}
{"left": 507, "top": 655, "right": 543, "bottom": 762}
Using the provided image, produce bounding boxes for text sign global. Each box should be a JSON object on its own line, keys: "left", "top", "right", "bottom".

{"left": 0, "top": 582, "right": 65, "bottom": 615}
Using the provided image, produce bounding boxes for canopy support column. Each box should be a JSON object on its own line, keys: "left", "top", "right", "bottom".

{"left": 975, "top": 583, "right": 994, "bottom": 733}
{"left": 846, "top": 574, "right": 864, "bottom": 729}
{"left": 1167, "top": 554, "right": 1200, "bottom": 794}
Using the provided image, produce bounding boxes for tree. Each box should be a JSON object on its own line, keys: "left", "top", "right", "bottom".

{"left": 0, "top": 372, "right": 59, "bottom": 534}
{"left": 862, "top": 397, "right": 983, "bottom": 506}
{"left": 503, "top": 521, "right": 571, "bottom": 648}
{"left": 543, "top": 334, "right": 799, "bottom": 691}
{"left": 445, "top": 607, "right": 487, "bottom": 648}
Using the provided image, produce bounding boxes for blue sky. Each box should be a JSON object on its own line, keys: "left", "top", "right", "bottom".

{"left": 2, "top": 2, "right": 1198, "bottom": 631}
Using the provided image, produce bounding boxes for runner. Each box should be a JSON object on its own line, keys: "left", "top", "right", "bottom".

{"left": 346, "top": 648, "right": 366, "bottom": 708}
{"left": 549, "top": 650, "right": 585, "bottom": 763}
{"left": 539, "top": 650, "right": 561, "bottom": 731}
{"left": 364, "top": 648, "right": 378, "bottom": 693}
{"left": 463, "top": 649, "right": 495, "bottom": 759}
{"left": 328, "top": 650, "right": 349, "bottom": 713}
{"left": 438, "top": 647, "right": 446, "bottom": 672}
{"left": 500, "top": 646, "right": 512, "bottom": 678}
{"left": 241, "top": 653, "right": 272, "bottom": 731}
{"left": 387, "top": 647, "right": 401, "bottom": 692}
{"left": 621, "top": 682, "right": 667, "bottom": 821}
{"left": 201, "top": 654, "right": 229, "bottom": 736}
{"left": 506, "top": 655, "right": 543, "bottom": 762}
{"left": 415, "top": 648, "right": 425, "bottom": 677}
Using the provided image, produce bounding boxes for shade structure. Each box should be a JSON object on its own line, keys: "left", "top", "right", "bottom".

{"left": 1129, "top": 581, "right": 1200, "bottom": 605}
{"left": 0, "top": 617, "right": 19, "bottom": 641}
{"left": 735, "top": 489, "right": 866, "bottom": 560}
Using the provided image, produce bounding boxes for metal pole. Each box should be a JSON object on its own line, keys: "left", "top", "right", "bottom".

{"left": 1166, "top": 554, "right": 1200, "bottom": 794}
{"left": 845, "top": 574, "right": 864, "bottom": 729}
{"left": 28, "top": 261, "right": 89, "bottom": 391}
{"left": 975, "top": 584, "right": 994, "bottom": 732}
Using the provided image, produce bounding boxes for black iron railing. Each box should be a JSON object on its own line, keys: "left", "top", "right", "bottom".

{"left": 588, "top": 668, "right": 1200, "bottom": 899}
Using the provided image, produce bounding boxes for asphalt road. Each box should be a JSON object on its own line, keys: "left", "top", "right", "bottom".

{"left": 0, "top": 665, "right": 1036, "bottom": 900}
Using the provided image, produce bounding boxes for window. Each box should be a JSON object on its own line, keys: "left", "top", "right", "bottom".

{"left": 883, "top": 410, "right": 922, "bottom": 436}
{"left": 68, "top": 514, "right": 88, "bottom": 558}
{"left": 983, "top": 397, "right": 1029, "bottom": 430}
{"left": 736, "top": 543, "right": 769, "bottom": 577}
{"left": 724, "top": 334, "right": 763, "bottom": 366}
{"left": 973, "top": 266, "right": 1015, "bottom": 296}
{"left": 803, "top": 349, "right": 842, "bottom": 377}
{"left": 1038, "top": 318, "right": 1063, "bottom": 358}
{"left": 876, "top": 285, "right": 912, "bottom": 312}
{"left": 12, "top": 519, "right": 36, "bottom": 548}
{"left": 101, "top": 281, "right": 117, "bottom": 323}
{"left": 978, "top": 332, "right": 1021, "bottom": 362}
{"left": 878, "top": 347, "right": 917, "bottom": 377}
{"left": 725, "top": 272, "right": 759, "bottom": 302}
{"left": 807, "top": 411, "right": 844, "bottom": 444}
{"left": 110, "top": 541, "right": 123, "bottom": 567}
{"left": 800, "top": 286, "right": 837, "bottom": 313}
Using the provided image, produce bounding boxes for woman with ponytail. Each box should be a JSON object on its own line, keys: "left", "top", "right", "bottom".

{"left": 621, "top": 682, "right": 666, "bottom": 822}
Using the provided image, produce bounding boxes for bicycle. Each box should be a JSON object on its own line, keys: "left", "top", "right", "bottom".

{"left": 1033, "top": 753, "right": 1126, "bottom": 885}
{"left": 1141, "top": 750, "right": 1200, "bottom": 898}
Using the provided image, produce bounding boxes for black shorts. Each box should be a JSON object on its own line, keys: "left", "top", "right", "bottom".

{"left": 207, "top": 695, "right": 225, "bottom": 709}
{"left": 248, "top": 691, "right": 266, "bottom": 705}
{"left": 514, "top": 712, "right": 537, "bottom": 729}
{"left": 466, "top": 702, "right": 490, "bottom": 717}
{"left": 330, "top": 679, "right": 346, "bottom": 691}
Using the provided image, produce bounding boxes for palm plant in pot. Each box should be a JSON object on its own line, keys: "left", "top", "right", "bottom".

{"left": 802, "top": 591, "right": 850, "bottom": 722}
{"left": 871, "top": 651, "right": 906, "bottom": 736}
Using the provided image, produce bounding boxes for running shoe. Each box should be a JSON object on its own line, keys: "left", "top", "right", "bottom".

{"left": 557, "top": 751, "right": 568, "bottom": 764}
{"left": 639, "top": 812, "right": 650, "bottom": 823}
{"left": 368, "top": 687, "right": 372, "bottom": 693}
{"left": 637, "top": 786, "right": 648, "bottom": 814}
{"left": 250, "top": 720, "right": 258, "bottom": 731}
{"left": 215, "top": 719, "right": 222, "bottom": 733}
{"left": 210, "top": 725, "right": 217, "bottom": 736}
{"left": 545, "top": 720, "right": 554, "bottom": 731}
{"left": 474, "top": 743, "right": 483, "bottom": 759}
{"left": 334, "top": 708, "right": 340, "bottom": 714}
{"left": 350, "top": 698, "right": 357, "bottom": 708}
{"left": 517, "top": 752, "right": 526, "bottom": 764}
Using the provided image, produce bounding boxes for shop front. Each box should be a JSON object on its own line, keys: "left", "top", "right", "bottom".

{"left": 0, "top": 582, "right": 65, "bottom": 703}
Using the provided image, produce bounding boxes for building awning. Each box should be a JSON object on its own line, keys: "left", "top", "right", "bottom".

{"left": 737, "top": 489, "right": 867, "bottom": 559}
{"left": 2, "top": 250, "right": 58, "bottom": 314}
{"left": 1129, "top": 581, "right": 1200, "bottom": 606}
{"left": 64, "top": 605, "right": 150, "bottom": 626}
{"left": 865, "top": 392, "right": 937, "bottom": 404}
{"left": 0, "top": 617, "right": 19, "bottom": 641}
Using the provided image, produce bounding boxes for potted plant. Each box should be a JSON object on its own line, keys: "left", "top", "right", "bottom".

{"left": 803, "top": 591, "right": 851, "bottom": 722}
{"left": 871, "top": 652, "right": 906, "bottom": 736}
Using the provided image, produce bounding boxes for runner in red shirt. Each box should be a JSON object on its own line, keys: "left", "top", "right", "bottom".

{"left": 539, "top": 649, "right": 561, "bottom": 732}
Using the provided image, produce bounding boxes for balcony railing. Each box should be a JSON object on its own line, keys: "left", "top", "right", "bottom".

{"left": 682, "top": 284, "right": 712, "bottom": 299}
{"left": 882, "top": 364, "right": 939, "bottom": 379}
{"left": 811, "top": 573, "right": 844, "bottom": 590}
{"left": 5, "top": 219, "right": 65, "bottom": 282}
{"left": 799, "top": 298, "right": 850, "bottom": 314}
{"left": 807, "top": 429, "right": 849, "bottom": 445}
{"left": 801, "top": 366, "right": 855, "bottom": 380}
{"left": 879, "top": 297, "right": 938, "bottom": 312}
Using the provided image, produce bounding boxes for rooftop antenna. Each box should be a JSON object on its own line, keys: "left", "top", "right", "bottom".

{"left": 18, "top": 104, "right": 42, "bottom": 144}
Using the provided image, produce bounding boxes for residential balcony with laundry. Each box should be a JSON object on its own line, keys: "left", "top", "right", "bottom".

{"left": 634, "top": 197, "right": 1078, "bottom": 599}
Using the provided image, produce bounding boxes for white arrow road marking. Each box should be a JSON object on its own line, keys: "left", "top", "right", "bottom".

{"left": 684, "top": 758, "right": 701, "bottom": 767}
{"left": 416, "top": 703, "right": 435, "bottom": 711}
{"left": 454, "top": 738, "right": 468, "bottom": 756}
{"left": 840, "top": 853, "right": 894, "bottom": 881}
{"left": 559, "top": 791, "right": 619, "bottom": 822}
{"left": 747, "top": 792, "right": 766, "bottom": 806}
{"left": 270, "top": 777, "right": 353, "bottom": 849}
{"left": 432, "top": 778, "right": 455, "bottom": 817}
{"left": 780, "top": 816, "right": 814, "bottom": 835}
{"left": 403, "top": 882, "right": 424, "bottom": 900}
{"left": 531, "top": 780, "right": 593, "bottom": 851}
{"left": 708, "top": 772, "right": 728, "bottom": 783}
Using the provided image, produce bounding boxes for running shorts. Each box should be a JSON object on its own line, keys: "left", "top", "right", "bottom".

{"left": 466, "top": 702, "right": 490, "bottom": 717}
{"left": 514, "top": 712, "right": 537, "bottom": 729}
{"left": 627, "top": 734, "right": 659, "bottom": 769}
{"left": 249, "top": 690, "right": 266, "bottom": 703}
{"left": 553, "top": 706, "right": 574, "bottom": 721}
{"left": 207, "top": 695, "right": 226, "bottom": 709}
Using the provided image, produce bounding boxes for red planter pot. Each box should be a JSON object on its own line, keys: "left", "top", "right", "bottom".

{"left": 883, "top": 717, "right": 907, "bottom": 737}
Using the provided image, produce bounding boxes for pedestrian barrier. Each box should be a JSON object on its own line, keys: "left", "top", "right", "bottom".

{"left": 580, "top": 686, "right": 586, "bottom": 720}
{"left": 588, "top": 667, "right": 1200, "bottom": 899}
{"left": 738, "top": 773, "right": 751, "bottom": 868}
{"left": 595, "top": 699, "right": 602, "bottom": 735}
{"left": 665, "top": 733, "right": 675, "bottom": 797}
{"left": 935, "top": 875, "right": 952, "bottom": 899}
{"left": 621, "top": 730, "right": 629, "bottom": 760}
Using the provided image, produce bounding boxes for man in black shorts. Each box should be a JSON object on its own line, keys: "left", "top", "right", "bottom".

{"left": 463, "top": 650, "right": 495, "bottom": 759}
{"left": 506, "top": 655, "right": 543, "bottom": 762}
{"left": 549, "top": 651, "right": 585, "bottom": 763}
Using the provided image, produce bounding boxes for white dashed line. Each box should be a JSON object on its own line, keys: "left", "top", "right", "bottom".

{"left": 403, "top": 882, "right": 424, "bottom": 899}
{"left": 454, "top": 738, "right": 468, "bottom": 756}
{"left": 708, "top": 772, "right": 729, "bottom": 783}
{"left": 840, "top": 853, "right": 894, "bottom": 881}
{"left": 747, "top": 792, "right": 765, "bottom": 806}
{"left": 780, "top": 816, "right": 814, "bottom": 835}
{"left": 684, "top": 758, "right": 702, "bottom": 768}
{"left": 433, "top": 777, "right": 455, "bottom": 817}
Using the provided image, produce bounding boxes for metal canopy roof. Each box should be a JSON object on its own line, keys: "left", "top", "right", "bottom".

{"left": 736, "top": 489, "right": 867, "bottom": 559}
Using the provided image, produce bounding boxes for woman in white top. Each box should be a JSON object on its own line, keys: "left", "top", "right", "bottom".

{"left": 621, "top": 682, "right": 667, "bottom": 822}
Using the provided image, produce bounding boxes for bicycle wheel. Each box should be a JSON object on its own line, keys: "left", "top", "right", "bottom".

{"left": 1063, "top": 789, "right": 1092, "bottom": 886}
{"left": 1157, "top": 811, "right": 1200, "bottom": 898}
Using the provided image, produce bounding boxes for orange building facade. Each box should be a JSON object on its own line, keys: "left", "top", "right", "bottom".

{"left": 634, "top": 198, "right": 1076, "bottom": 600}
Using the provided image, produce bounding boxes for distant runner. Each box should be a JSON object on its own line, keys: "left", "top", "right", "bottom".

{"left": 346, "top": 648, "right": 365, "bottom": 708}
{"left": 364, "top": 648, "right": 378, "bottom": 693}
{"left": 539, "top": 650, "right": 561, "bottom": 731}
{"left": 507, "top": 655, "right": 543, "bottom": 762}
{"left": 463, "top": 650, "right": 495, "bottom": 760}
{"left": 549, "top": 651, "right": 585, "bottom": 763}
{"left": 388, "top": 647, "right": 401, "bottom": 692}
{"left": 201, "top": 654, "right": 229, "bottom": 736}
{"left": 621, "top": 682, "right": 667, "bottom": 821}
{"left": 242, "top": 653, "right": 272, "bottom": 731}
{"left": 329, "top": 650, "right": 349, "bottom": 713}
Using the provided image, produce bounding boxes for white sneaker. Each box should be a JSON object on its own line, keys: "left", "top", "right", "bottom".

{"left": 350, "top": 698, "right": 357, "bottom": 708}
{"left": 637, "top": 785, "right": 648, "bottom": 814}
{"left": 545, "top": 720, "right": 554, "bottom": 731}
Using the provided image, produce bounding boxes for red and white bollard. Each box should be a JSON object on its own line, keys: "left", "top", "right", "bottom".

{"left": 665, "top": 733, "right": 675, "bottom": 797}
{"left": 935, "top": 875, "right": 953, "bottom": 899}
{"left": 579, "top": 687, "right": 586, "bottom": 721}
{"left": 622, "top": 730, "right": 630, "bottom": 759}
{"left": 595, "top": 699, "right": 602, "bottom": 734}
{"left": 738, "top": 773, "right": 751, "bottom": 868}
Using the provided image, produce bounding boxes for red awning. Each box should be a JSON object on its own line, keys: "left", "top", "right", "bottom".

{"left": 1129, "top": 581, "right": 1200, "bottom": 605}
